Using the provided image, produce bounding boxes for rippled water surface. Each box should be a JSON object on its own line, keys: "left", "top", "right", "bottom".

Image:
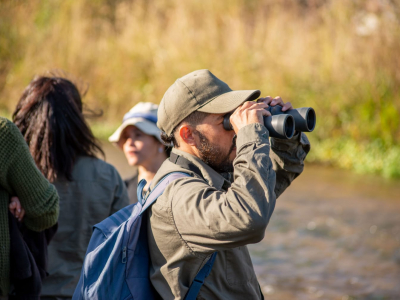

{"left": 103, "top": 143, "right": 400, "bottom": 300}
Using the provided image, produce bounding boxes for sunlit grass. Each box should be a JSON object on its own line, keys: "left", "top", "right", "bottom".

{"left": 90, "top": 121, "right": 119, "bottom": 142}
{"left": 1, "top": 0, "right": 399, "bottom": 177}
{"left": 308, "top": 136, "right": 400, "bottom": 178}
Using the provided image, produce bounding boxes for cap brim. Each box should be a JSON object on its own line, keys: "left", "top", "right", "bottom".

{"left": 197, "top": 90, "right": 261, "bottom": 114}
{"left": 108, "top": 118, "right": 162, "bottom": 144}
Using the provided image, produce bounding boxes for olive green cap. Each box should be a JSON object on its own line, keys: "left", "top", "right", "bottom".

{"left": 158, "top": 69, "right": 261, "bottom": 135}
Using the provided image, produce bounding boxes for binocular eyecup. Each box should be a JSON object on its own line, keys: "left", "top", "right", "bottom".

{"left": 223, "top": 106, "right": 316, "bottom": 139}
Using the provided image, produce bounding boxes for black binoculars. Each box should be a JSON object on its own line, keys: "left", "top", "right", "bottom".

{"left": 223, "top": 106, "right": 316, "bottom": 139}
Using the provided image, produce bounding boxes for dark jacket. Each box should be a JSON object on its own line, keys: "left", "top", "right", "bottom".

{"left": 9, "top": 212, "right": 57, "bottom": 300}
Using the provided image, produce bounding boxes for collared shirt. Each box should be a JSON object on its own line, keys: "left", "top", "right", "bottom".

{"left": 147, "top": 123, "right": 310, "bottom": 300}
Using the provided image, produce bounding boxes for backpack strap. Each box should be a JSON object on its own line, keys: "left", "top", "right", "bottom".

{"left": 137, "top": 179, "right": 147, "bottom": 205}
{"left": 139, "top": 172, "right": 190, "bottom": 214}
{"left": 138, "top": 169, "right": 218, "bottom": 299}
{"left": 184, "top": 252, "right": 218, "bottom": 300}
{"left": 170, "top": 153, "right": 219, "bottom": 299}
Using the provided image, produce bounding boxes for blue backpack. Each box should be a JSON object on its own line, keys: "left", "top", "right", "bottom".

{"left": 73, "top": 172, "right": 217, "bottom": 300}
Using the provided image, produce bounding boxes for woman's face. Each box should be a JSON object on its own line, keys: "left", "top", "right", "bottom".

{"left": 118, "top": 125, "right": 161, "bottom": 167}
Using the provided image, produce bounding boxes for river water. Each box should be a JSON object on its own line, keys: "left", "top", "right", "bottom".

{"left": 102, "top": 143, "right": 400, "bottom": 300}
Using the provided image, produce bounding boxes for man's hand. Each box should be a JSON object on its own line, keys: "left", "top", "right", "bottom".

{"left": 230, "top": 101, "right": 271, "bottom": 133}
{"left": 9, "top": 196, "right": 25, "bottom": 222}
{"left": 229, "top": 96, "right": 294, "bottom": 133}
{"left": 257, "top": 96, "right": 293, "bottom": 112}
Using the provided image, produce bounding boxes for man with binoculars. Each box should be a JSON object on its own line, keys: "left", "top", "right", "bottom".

{"left": 147, "top": 69, "right": 311, "bottom": 299}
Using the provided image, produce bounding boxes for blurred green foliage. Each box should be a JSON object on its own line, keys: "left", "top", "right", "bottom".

{"left": 0, "top": 0, "right": 399, "bottom": 177}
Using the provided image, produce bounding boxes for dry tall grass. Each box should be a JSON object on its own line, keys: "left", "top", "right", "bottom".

{"left": 1, "top": 0, "right": 400, "bottom": 176}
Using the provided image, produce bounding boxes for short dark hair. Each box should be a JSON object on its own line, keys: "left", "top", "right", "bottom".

{"left": 13, "top": 76, "right": 104, "bottom": 182}
{"left": 161, "top": 110, "right": 208, "bottom": 147}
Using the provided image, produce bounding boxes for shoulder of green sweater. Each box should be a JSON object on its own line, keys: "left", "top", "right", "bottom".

{"left": 0, "top": 118, "right": 59, "bottom": 232}
{"left": 1, "top": 116, "right": 16, "bottom": 132}
{"left": 0, "top": 116, "right": 11, "bottom": 125}
{"left": 0, "top": 117, "right": 28, "bottom": 147}
{"left": 0, "top": 117, "right": 27, "bottom": 169}
{"left": 1, "top": 116, "right": 34, "bottom": 160}
{"left": 1, "top": 116, "right": 16, "bottom": 130}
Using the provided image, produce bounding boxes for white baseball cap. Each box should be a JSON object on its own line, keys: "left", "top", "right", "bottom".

{"left": 108, "top": 102, "right": 162, "bottom": 144}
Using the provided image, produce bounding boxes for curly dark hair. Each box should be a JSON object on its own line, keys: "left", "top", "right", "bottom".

{"left": 161, "top": 111, "right": 209, "bottom": 147}
{"left": 13, "top": 76, "right": 104, "bottom": 182}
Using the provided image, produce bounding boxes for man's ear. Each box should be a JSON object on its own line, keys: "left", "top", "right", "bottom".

{"left": 178, "top": 125, "right": 196, "bottom": 146}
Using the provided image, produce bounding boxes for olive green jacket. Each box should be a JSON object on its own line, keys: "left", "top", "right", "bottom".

{"left": 0, "top": 117, "right": 59, "bottom": 296}
{"left": 147, "top": 123, "right": 310, "bottom": 300}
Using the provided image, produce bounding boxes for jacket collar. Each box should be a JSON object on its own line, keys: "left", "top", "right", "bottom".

{"left": 171, "top": 148, "right": 231, "bottom": 191}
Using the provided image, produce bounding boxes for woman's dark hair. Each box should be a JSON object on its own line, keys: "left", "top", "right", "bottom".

{"left": 13, "top": 76, "right": 104, "bottom": 182}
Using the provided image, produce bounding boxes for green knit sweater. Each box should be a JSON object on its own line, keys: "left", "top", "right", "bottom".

{"left": 0, "top": 117, "right": 59, "bottom": 296}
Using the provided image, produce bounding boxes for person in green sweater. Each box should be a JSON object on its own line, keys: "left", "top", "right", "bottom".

{"left": 0, "top": 117, "right": 60, "bottom": 297}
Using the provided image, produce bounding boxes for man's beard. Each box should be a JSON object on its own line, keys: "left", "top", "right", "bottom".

{"left": 194, "top": 129, "right": 236, "bottom": 173}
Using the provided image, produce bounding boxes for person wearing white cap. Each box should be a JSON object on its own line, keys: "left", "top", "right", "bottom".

{"left": 109, "top": 102, "right": 168, "bottom": 204}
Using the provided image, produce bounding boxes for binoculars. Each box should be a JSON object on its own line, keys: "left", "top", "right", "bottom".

{"left": 223, "top": 105, "right": 316, "bottom": 139}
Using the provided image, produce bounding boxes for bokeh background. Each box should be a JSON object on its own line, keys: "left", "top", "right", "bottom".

{"left": 1, "top": 0, "right": 400, "bottom": 177}
{"left": 1, "top": 1, "right": 400, "bottom": 299}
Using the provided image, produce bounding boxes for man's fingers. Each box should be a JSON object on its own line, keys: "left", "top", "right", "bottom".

{"left": 260, "top": 109, "right": 271, "bottom": 117}
{"left": 251, "top": 102, "right": 269, "bottom": 110}
{"left": 244, "top": 97, "right": 293, "bottom": 113}
{"left": 237, "top": 101, "right": 268, "bottom": 113}
{"left": 267, "top": 96, "right": 294, "bottom": 112}
{"left": 282, "top": 102, "right": 293, "bottom": 112}
{"left": 270, "top": 96, "right": 284, "bottom": 107}
{"left": 250, "top": 105, "right": 271, "bottom": 118}
{"left": 239, "top": 101, "right": 254, "bottom": 110}
{"left": 230, "top": 100, "right": 272, "bottom": 132}
{"left": 257, "top": 96, "right": 273, "bottom": 104}
{"left": 239, "top": 102, "right": 250, "bottom": 109}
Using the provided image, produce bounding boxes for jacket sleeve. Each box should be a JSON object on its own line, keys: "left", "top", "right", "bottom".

{"left": 3, "top": 121, "right": 59, "bottom": 232}
{"left": 269, "top": 133, "right": 311, "bottom": 198}
{"left": 168, "top": 123, "right": 276, "bottom": 253}
{"left": 109, "top": 166, "right": 129, "bottom": 215}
